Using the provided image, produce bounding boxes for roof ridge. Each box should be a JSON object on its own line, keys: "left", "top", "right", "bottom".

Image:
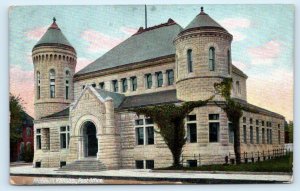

{"left": 133, "top": 18, "right": 177, "bottom": 36}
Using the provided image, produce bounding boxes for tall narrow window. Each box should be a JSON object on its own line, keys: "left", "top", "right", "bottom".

{"left": 145, "top": 74, "right": 152, "bottom": 89}
{"left": 37, "top": 71, "right": 41, "bottom": 99}
{"left": 228, "top": 122, "right": 234, "bottom": 143}
{"left": 112, "top": 80, "right": 118, "bottom": 92}
{"left": 65, "top": 70, "right": 70, "bottom": 100}
{"left": 156, "top": 72, "right": 163, "bottom": 87}
{"left": 187, "top": 49, "right": 193, "bottom": 73}
{"left": 36, "top": 129, "right": 41, "bottom": 150}
{"left": 209, "top": 114, "right": 219, "bottom": 142}
{"left": 227, "top": 50, "right": 231, "bottom": 74}
{"left": 131, "top": 76, "right": 137, "bottom": 91}
{"left": 167, "top": 70, "right": 174, "bottom": 85}
{"left": 49, "top": 69, "right": 55, "bottom": 98}
{"left": 209, "top": 47, "right": 215, "bottom": 71}
{"left": 121, "top": 78, "right": 128, "bottom": 92}
{"left": 99, "top": 82, "right": 105, "bottom": 89}
{"left": 250, "top": 126, "right": 253, "bottom": 144}
{"left": 262, "top": 128, "right": 265, "bottom": 144}
{"left": 236, "top": 81, "right": 240, "bottom": 94}
{"left": 186, "top": 115, "right": 197, "bottom": 143}
{"left": 60, "top": 126, "right": 70, "bottom": 149}
{"left": 278, "top": 130, "right": 281, "bottom": 144}
{"left": 243, "top": 125, "right": 247, "bottom": 143}
{"left": 256, "top": 127, "right": 259, "bottom": 144}
{"left": 135, "top": 118, "right": 154, "bottom": 145}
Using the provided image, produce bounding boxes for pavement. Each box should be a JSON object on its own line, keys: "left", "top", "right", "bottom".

{"left": 10, "top": 165, "right": 293, "bottom": 185}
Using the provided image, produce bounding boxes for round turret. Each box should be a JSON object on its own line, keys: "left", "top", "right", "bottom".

{"left": 32, "top": 18, "right": 77, "bottom": 119}
{"left": 174, "top": 7, "right": 233, "bottom": 101}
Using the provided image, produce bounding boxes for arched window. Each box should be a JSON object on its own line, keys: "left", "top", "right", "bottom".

{"left": 65, "top": 70, "right": 70, "bottom": 99}
{"left": 227, "top": 50, "right": 231, "bottom": 74}
{"left": 187, "top": 49, "right": 193, "bottom": 73}
{"left": 26, "top": 127, "right": 31, "bottom": 137}
{"left": 49, "top": 69, "right": 56, "bottom": 98}
{"left": 37, "top": 71, "right": 41, "bottom": 99}
{"left": 236, "top": 81, "right": 241, "bottom": 94}
{"left": 209, "top": 47, "right": 215, "bottom": 71}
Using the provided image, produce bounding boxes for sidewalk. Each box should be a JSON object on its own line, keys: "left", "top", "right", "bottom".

{"left": 10, "top": 165, "right": 292, "bottom": 184}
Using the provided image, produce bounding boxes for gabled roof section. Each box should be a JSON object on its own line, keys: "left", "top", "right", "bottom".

{"left": 33, "top": 18, "right": 74, "bottom": 50}
{"left": 232, "top": 65, "right": 248, "bottom": 78}
{"left": 75, "top": 19, "right": 183, "bottom": 76}
{"left": 95, "top": 89, "right": 125, "bottom": 108}
{"left": 41, "top": 107, "right": 69, "bottom": 119}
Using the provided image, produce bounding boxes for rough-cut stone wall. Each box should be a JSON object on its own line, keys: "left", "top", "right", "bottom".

{"left": 32, "top": 45, "right": 76, "bottom": 119}
{"left": 231, "top": 72, "right": 247, "bottom": 101}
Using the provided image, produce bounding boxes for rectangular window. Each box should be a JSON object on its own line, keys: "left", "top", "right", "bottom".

{"left": 145, "top": 118, "right": 153, "bottom": 125}
{"left": 228, "top": 122, "right": 234, "bottom": 144}
{"left": 266, "top": 129, "right": 269, "bottom": 144}
{"left": 60, "top": 126, "right": 70, "bottom": 149}
{"left": 167, "top": 70, "right": 174, "bottom": 85}
{"left": 156, "top": 72, "right": 163, "bottom": 87}
{"left": 37, "top": 86, "right": 41, "bottom": 99}
{"left": 60, "top": 161, "right": 66, "bottom": 168}
{"left": 146, "top": 127, "right": 154, "bottom": 145}
{"left": 112, "top": 80, "right": 118, "bottom": 92}
{"left": 146, "top": 160, "right": 154, "bottom": 169}
{"left": 145, "top": 74, "right": 152, "bottom": 89}
{"left": 99, "top": 82, "right": 105, "bottom": 89}
{"left": 278, "top": 130, "right": 281, "bottom": 144}
{"left": 250, "top": 118, "right": 253, "bottom": 124}
{"left": 187, "top": 115, "right": 196, "bottom": 121}
{"left": 135, "top": 119, "right": 144, "bottom": 126}
{"left": 256, "top": 120, "right": 259, "bottom": 126}
{"left": 262, "top": 128, "right": 265, "bottom": 144}
{"left": 131, "top": 76, "right": 137, "bottom": 91}
{"left": 136, "top": 127, "right": 144, "bottom": 145}
{"left": 187, "top": 49, "right": 193, "bottom": 73}
{"left": 92, "top": 83, "right": 96, "bottom": 88}
{"left": 209, "top": 114, "right": 219, "bottom": 120}
{"left": 209, "top": 122, "right": 219, "bottom": 142}
{"left": 250, "top": 126, "right": 253, "bottom": 144}
{"left": 50, "top": 83, "right": 55, "bottom": 98}
{"left": 36, "top": 129, "right": 41, "bottom": 150}
{"left": 270, "top": 129, "right": 272, "bottom": 144}
{"left": 187, "top": 123, "right": 197, "bottom": 143}
{"left": 187, "top": 160, "right": 197, "bottom": 167}
{"left": 35, "top": 162, "right": 41, "bottom": 168}
{"left": 243, "top": 117, "right": 246, "bottom": 123}
{"left": 82, "top": 85, "right": 85, "bottom": 89}
{"left": 256, "top": 127, "right": 259, "bottom": 144}
{"left": 121, "top": 78, "right": 128, "bottom": 92}
{"left": 262, "top": 120, "right": 265, "bottom": 126}
{"left": 243, "top": 125, "right": 247, "bottom": 143}
{"left": 65, "top": 86, "right": 69, "bottom": 99}
{"left": 135, "top": 160, "right": 144, "bottom": 169}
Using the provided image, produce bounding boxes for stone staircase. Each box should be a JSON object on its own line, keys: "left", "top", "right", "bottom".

{"left": 59, "top": 158, "right": 107, "bottom": 171}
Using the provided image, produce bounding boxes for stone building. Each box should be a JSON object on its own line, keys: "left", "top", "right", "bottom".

{"left": 32, "top": 8, "right": 285, "bottom": 170}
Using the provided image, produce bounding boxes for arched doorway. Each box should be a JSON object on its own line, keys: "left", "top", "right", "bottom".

{"left": 82, "top": 121, "right": 98, "bottom": 157}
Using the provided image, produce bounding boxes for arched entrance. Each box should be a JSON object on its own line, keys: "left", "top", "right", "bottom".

{"left": 82, "top": 121, "right": 98, "bottom": 157}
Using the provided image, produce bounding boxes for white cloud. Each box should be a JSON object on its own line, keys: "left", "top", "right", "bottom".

{"left": 219, "top": 18, "right": 251, "bottom": 42}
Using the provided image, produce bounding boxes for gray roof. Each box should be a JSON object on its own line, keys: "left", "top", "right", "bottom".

{"left": 232, "top": 65, "right": 248, "bottom": 78}
{"left": 95, "top": 89, "right": 125, "bottom": 108}
{"left": 119, "top": 89, "right": 179, "bottom": 109}
{"left": 41, "top": 107, "right": 69, "bottom": 119}
{"left": 33, "top": 20, "right": 74, "bottom": 50}
{"left": 183, "top": 9, "right": 226, "bottom": 32}
{"left": 75, "top": 20, "right": 183, "bottom": 76}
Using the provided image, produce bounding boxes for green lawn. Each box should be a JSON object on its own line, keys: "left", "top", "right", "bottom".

{"left": 157, "top": 153, "right": 293, "bottom": 173}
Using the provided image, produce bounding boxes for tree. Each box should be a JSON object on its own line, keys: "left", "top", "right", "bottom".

{"left": 10, "top": 93, "right": 24, "bottom": 144}
{"left": 214, "top": 78, "right": 256, "bottom": 164}
{"left": 285, "top": 121, "right": 293, "bottom": 143}
{"left": 132, "top": 96, "right": 213, "bottom": 167}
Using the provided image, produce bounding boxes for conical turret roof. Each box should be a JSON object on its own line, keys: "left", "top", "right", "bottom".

{"left": 33, "top": 17, "right": 74, "bottom": 50}
{"left": 182, "top": 7, "right": 227, "bottom": 33}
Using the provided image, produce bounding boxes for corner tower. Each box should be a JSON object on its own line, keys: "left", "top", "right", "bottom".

{"left": 32, "top": 18, "right": 77, "bottom": 119}
{"left": 174, "top": 7, "right": 233, "bottom": 101}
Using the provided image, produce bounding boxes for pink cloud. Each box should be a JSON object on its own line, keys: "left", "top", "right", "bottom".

{"left": 219, "top": 18, "right": 251, "bottom": 42}
{"left": 247, "top": 68, "right": 293, "bottom": 121}
{"left": 25, "top": 26, "right": 47, "bottom": 40}
{"left": 248, "top": 40, "right": 281, "bottom": 65}
{"left": 76, "top": 57, "right": 93, "bottom": 72}
{"left": 10, "top": 65, "right": 34, "bottom": 118}
{"left": 81, "top": 29, "right": 123, "bottom": 53}
{"left": 120, "top": 26, "right": 137, "bottom": 36}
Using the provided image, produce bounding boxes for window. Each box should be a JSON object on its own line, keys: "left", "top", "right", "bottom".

{"left": 187, "top": 160, "right": 197, "bottom": 167}
{"left": 209, "top": 114, "right": 219, "bottom": 120}
{"left": 146, "top": 160, "right": 154, "bottom": 169}
{"left": 131, "top": 76, "right": 137, "bottom": 91}
{"left": 65, "top": 80, "right": 69, "bottom": 99}
{"left": 227, "top": 50, "right": 231, "bottom": 74}
{"left": 112, "top": 80, "right": 118, "bottom": 92}
{"left": 243, "top": 117, "right": 246, "bottom": 123}
{"left": 60, "top": 126, "right": 70, "bottom": 149}
{"left": 145, "top": 74, "right": 152, "bottom": 89}
{"left": 121, "top": 78, "right": 128, "bottom": 92}
{"left": 49, "top": 69, "right": 55, "bottom": 98}
{"left": 266, "top": 129, "right": 270, "bottom": 144}
{"left": 228, "top": 122, "right": 234, "bottom": 143}
{"left": 167, "top": 70, "right": 174, "bottom": 85}
{"left": 37, "top": 71, "right": 41, "bottom": 99}
{"left": 82, "top": 85, "right": 85, "bottom": 89}
{"left": 135, "top": 160, "right": 144, "bottom": 169}
{"left": 135, "top": 118, "right": 154, "bottom": 145}
{"left": 187, "top": 123, "right": 197, "bottom": 143}
{"left": 99, "top": 82, "right": 105, "bottom": 89}
{"left": 278, "top": 130, "right": 281, "bottom": 144}
{"left": 60, "top": 161, "right": 66, "bottom": 168}
{"left": 209, "top": 47, "right": 215, "bottom": 71}
{"left": 19, "top": 142, "right": 24, "bottom": 160}
{"left": 256, "top": 120, "right": 259, "bottom": 126}
{"left": 156, "top": 72, "right": 163, "bottom": 87}
{"left": 262, "top": 128, "right": 265, "bottom": 144}
{"left": 92, "top": 83, "right": 96, "bottom": 88}
{"left": 209, "top": 114, "right": 219, "bottom": 142}
{"left": 270, "top": 129, "right": 272, "bottom": 144}
{"left": 36, "top": 129, "right": 41, "bottom": 150}
{"left": 187, "top": 49, "right": 193, "bottom": 73}
{"left": 256, "top": 127, "right": 259, "bottom": 144}
{"left": 250, "top": 118, "right": 253, "bottom": 124}
{"left": 262, "top": 120, "right": 265, "bottom": 126}
{"left": 35, "top": 162, "right": 41, "bottom": 168}
{"left": 243, "top": 125, "right": 247, "bottom": 143}
{"left": 26, "top": 127, "right": 31, "bottom": 137}
{"left": 236, "top": 81, "right": 240, "bottom": 94}
{"left": 250, "top": 126, "right": 253, "bottom": 144}
{"left": 187, "top": 115, "right": 196, "bottom": 121}
{"left": 65, "top": 71, "right": 70, "bottom": 99}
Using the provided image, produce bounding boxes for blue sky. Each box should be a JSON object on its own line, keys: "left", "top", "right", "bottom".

{"left": 9, "top": 5, "right": 294, "bottom": 120}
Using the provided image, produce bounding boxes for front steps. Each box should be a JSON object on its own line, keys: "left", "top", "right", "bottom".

{"left": 59, "top": 158, "right": 107, "bottom": 171}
